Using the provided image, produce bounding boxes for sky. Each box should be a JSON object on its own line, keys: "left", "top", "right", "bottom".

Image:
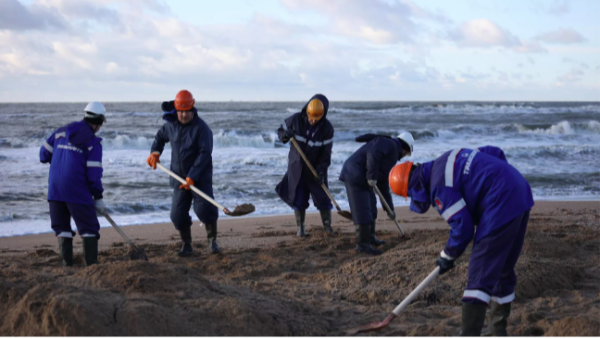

{"left": 0, "top": 0, "right": 598, "bottom": 102}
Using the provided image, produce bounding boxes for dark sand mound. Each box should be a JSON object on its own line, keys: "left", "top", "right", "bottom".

{"left": 1, "top": 207, "right": 598, "bottom": 336}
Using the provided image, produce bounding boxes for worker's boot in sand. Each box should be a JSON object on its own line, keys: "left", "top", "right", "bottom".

{"left": 58, "top": 237, "right": 73, "bottom": 267}
{"left": 370, "top": 221, "right": 386, "bottom": 247}
{"left": 482, "top": 301, "right": 511, "bottom": 336}
{"left": 355, "top": 224, "right": 382, "bottom": 255}
{"left": 205, "top": 222, "right": 221, "bottom": 254}
{"left": 82, "top": 237, "right": 99, "bottom": 266}
{"left": 178, "top": 227, "right": 193, "bottom": 257}
{"left": 319, "top": 209, "right": 336, "bottom": 235}
{"left": 295, "top": 210, "right": 307, "bottom": 237}
{"left": 459, "top": 303, "right": 487, "bottom": 336}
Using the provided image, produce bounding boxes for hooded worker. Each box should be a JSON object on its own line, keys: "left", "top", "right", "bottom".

{"left": 339, "top": 132, "right": 414, "bottom": 255}
{"left": 39, "top": 102, "right": 107, "bottom": 267}
{"left": 276, "top": 94, "right": 335, "bottom": 237}
{"left": 389, "top": 146, "right": 534, "bottom": 336}
{"left": 147, "top": 90, "right": 220, "bottom": 257}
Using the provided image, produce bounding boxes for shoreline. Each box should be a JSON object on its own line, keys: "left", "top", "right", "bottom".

{"left": 1, "top": 200, "right": 597, "bottom": 255}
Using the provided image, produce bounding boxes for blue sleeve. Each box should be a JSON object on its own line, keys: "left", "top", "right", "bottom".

{"left": 86, "top": 142, "right": 104, "bottom": 199}
{"left": 187, "top": 126, "right": 213, "bottom": 182}
{"left": 433, "top": 187, "right": 475, "bottom": 259}
{"left": 39, "top": 133, "right": 56, "bottom": 163}
{"left": 478, "top": 146, "right": 507, "bottom": 162}
{"left": 315, "top": 124, "right": 333, "bottom": 176}
{"left": 366, "top": 138, "right": 393, "bottom": 181}
{"left": 151, "top": 124, "right": 169, "bottom": 154}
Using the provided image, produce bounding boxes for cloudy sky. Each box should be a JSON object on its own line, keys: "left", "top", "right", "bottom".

{"left": 0, "top": 0, "right": 598, "bottom": 102}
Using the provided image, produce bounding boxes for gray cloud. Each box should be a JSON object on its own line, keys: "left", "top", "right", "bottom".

{"left": 535, "top": 27, "right": 585, "bottom": 44}
{"left": 0, "top": 0, "right": 67, "bottom": 31}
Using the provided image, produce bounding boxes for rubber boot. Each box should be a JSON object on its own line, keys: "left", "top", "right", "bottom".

{"left": 459, "top": 303, "right": 487, "bottom": 336}
{"left": 355, "top": 224, "right": 382, "bottom": 256}
{"left": 178, "top": 227, "right": 193, "bottom": 257}
{"left": 82, "top": 237, "right": 99, "bottom": 266}
{"left": 370, "top": 221, "right": 386, "bottom": 247}
{"left": 295, "top": 210, "right": 307, "bottom": 237}
{"left": 482, "top": 302, "right": 511, "bottom": 336}
{"left": 57, "top": 237, "right": 73, "bottom": 267}
{"left": 319, "top": 209, "right": 336, "bottom": 235}
{"left": 205, "top": 222, "right": 221, "bottom": 254}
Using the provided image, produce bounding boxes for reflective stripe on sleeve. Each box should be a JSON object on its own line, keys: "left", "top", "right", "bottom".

{"left": 441, "top": 198, "right": 466, "bottom": 221}
{"left": 87, "top": 161, "right": 102, "bottom": 168}
{"left": 323, "top": 138, "right": 333, "bottom": 145}
{"left": 55, "top": 132, "right": 66, "bottom": 139}
{"left": 295, "top": 135, "right": 307, "bottom": 143}
{"left": 445, "top": 149, "right": 461, "bottom": 187}
{"left": 463, "top": 289, "right": 491, "bottom": 303}
{"left": 43, "top": 141, "right": 54, "bottom": 153}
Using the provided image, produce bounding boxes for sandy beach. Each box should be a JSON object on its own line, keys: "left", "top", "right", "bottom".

{"left": 0, "top": 200, "right": 598, "bottom": 335}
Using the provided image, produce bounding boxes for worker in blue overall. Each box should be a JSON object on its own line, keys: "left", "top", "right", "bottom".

{"left": 339, "top": 132, "right": 414, "bottom": 255}
{"left": 389, "top": 146, "right": 533, "bottom": 336}
{"left": 39, "top": 102, "right": 107, "bottom": 266}
{"left": 147, "top": 90, "right": 220, "bottom": 257}
{"left": 276, "top": 94, "right": 335, "bottom": 237}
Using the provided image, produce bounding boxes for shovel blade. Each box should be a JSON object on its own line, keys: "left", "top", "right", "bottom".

{"left": 345, "top": 313, "right": 395, "bottom": 335}
{"left": 227, "top": 203, "right": 256, "bottom": 217}
{"left": 130, "top": 248, "right": 148, "bottom": 261}
{"left": 337, "top": 210, "right": 353, "bottom": 221}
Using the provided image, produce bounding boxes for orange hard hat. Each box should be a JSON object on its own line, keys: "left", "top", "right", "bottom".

{"left": 174, "top": 90, "right": 195, "bottom": 111}
{"left": 389, "top": 162, "right": 414, "bottom": 198}
{"left": 307, "top": 99, "right": 324, "bottom": 120}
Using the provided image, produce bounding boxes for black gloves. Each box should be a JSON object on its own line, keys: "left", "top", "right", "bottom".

{"left": 314, "top": 172, "right": 325, "bottom": 185}
{"left": 282, "top": 128, "right": 295, "bottom": 143}
{"left": 386, "top": 210, "right": 396, "bottom": 220}
{"left": 436, "top": 254, "right": 456, "bottom": 275}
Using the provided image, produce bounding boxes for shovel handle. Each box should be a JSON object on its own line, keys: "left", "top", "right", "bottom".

{"left": 289, "top": 137, "right": 343, "bottom": 212}
{"left": 156, "top": 163, "right": 229, "bottom": 213}
{"left": 102, "top": 211, "right": 140, "bottom": 252}
{"left": 392, "top": 267, "right": 440, "bottom": 316}
{"left": 373, "top": 185, "right": 407, "bottom": 237}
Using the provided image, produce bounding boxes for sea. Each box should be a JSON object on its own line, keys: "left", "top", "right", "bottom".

{"left": 0, "top": 101, "right": 598, "bottom": 238}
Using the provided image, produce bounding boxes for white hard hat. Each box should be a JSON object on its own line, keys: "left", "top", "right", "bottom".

{"left": 84, "top": 102, "right": 106, "bottom": 123}
{"left": 397, "top": 132, "right": 414, "bottom": 155}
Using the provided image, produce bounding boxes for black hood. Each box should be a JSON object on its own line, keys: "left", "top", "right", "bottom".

{"left": 300, "top": 94, "right": 329, "bottom": 121}
{"left": 355, "top": 133, "right": 404, "bottom": 160}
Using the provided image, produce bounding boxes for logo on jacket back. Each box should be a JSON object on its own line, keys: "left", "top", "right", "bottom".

{"left": 434, "top": 198, "right": 443, "bottom": 210}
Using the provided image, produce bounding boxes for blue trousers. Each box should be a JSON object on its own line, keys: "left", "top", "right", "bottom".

{"left": 463, "top": 210, "right": 530, "bottom": 305}
{"left": 292, "top": 171, "right": 333, "bottom": 211}
{"left": 49, "top": 200, "right": 100, "bottom": 238}
{"left": 170, "top": 184, "right": 218, "bottom": 231}
{"left": 344, "top": 181, "right": 377, "bottom": 225}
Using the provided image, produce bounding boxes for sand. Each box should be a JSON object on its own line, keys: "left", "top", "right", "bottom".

{"left": 0, "top": 200, "right": 598, "bottom": 336}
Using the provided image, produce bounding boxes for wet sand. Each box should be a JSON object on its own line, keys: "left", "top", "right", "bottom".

{"left": 0, "top": 200, "right": 598, "bottom": 335}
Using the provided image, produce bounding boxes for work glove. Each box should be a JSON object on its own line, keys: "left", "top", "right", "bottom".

{"left": 386, "top": 209, "right": 396, "bottom": 220}
{"left": 179, "top": 177, "right": 195, "bottom": 190}
{"left": 436, "top": 251, "right": 456, "bottom": 275}
{"left": 314, "top": 172, "right": 325, "bottom": 185}
{"left": 367, "top": 179, "right": 377, "bottom": 187}
{"left": 147, "top": 153, "right": 160, "bottom": 170}
{"left": 94, "top": 199, "right": 106, "bottom": 215}
{"left": 282, "top": 128, "right": 295, "bottom": 143}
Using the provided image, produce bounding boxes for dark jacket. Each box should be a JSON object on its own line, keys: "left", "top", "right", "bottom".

{"left": 275, "top": 94, "right": 334, "bottom": 207}
{"left": 339, "top": 134, "right": 404, "bottom": 210}
{"left": 151, "top": 108, "right": 213, "bottom": 188}
{"left": 39, "top": 120, "right": 103, "bottom": 204}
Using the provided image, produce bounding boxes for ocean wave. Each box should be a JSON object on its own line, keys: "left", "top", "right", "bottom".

{"left": 515, "top": 120, "right": 600, "bottom": 135}
{"left": 328, "top": 103, "right": 600, "bottom": 115}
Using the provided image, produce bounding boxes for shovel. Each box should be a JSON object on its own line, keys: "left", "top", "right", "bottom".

{"left": 346, "top": 267, "right": 440, "bottom": 335}
{"left": 373, "top": 185, "right": 409, "bottom": 238}
{"left": 101, "top": 212, "right": 148, "bottom": 261}
{"left": 156, "top": 163, "right": 255, "bottom": 217}
{"left": 289, "top": 137, "right": 353, "bottom": 221}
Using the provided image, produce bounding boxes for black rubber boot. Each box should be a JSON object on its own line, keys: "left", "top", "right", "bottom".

{"left": 82, "top": 237, "right": 99, "bottom": 266}
{"left": 482, "top": 301, "right": 511, "bottom": 336}
{"left": 319, "top": 209, "right": 336, "bottom": 235}
{"left": 178, "top": 227, "right": 193, "bottom": 257}
{"left": 355, "top": 224, "right": 382, "bottom": 255}
{"left": 459, "top": 303, "right": 487, "bottom": 336}
{"left": 205, "top": 222, "right": 221, "bottom": 254}
{"left": 58, "top": 237, "right": 73, "bottom": 267}
{"left": 295, "top": 210, "right": 307, "bottom": 237}
{"left": 370, "top": 221, "right": 386, "bottom": 247}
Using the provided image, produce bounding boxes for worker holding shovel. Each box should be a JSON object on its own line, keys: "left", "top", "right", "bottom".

{"left": 147, "top": 90, "right": 220, "bottom": 257}
{"left": 39, "top": 102, "right": 107, "bottom": 267}
{"left": 276, "top": 94, "right": 335, "bottom": 237}
{"left": 389, "top": 146, "right": 533, "bottom": 336}
{"left": 339, "top": 133, "right": 413, "bottom": 255}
